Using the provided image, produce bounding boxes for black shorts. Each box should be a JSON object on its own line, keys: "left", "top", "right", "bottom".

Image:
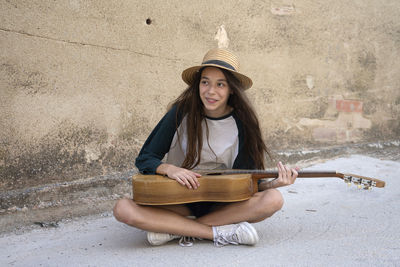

{"left": 185, "top": 202, "right": 218, "bottom": 218}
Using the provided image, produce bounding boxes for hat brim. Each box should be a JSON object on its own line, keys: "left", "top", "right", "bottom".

{"left": 181, "top": 64, "right": 253, "bottom": 90}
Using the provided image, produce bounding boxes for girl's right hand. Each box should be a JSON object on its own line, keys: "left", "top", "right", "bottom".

{"left": 157, "top": 164, "right": 201, "bottom": 189}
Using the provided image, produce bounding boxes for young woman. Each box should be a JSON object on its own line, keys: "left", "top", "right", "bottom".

{"left": 113, "top": 48, "right": 298, "bottom": 247}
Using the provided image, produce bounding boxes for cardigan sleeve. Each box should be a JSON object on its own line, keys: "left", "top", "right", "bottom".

{"left": 135, "top": 105, "right": 181, "bottom": 174}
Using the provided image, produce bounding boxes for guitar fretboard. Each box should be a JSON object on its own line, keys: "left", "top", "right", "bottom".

{"left": 198, "top": 169, "right": 339, "bottom": 178}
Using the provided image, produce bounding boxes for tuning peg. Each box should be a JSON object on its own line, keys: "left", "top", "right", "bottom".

{"left": 357, "top": 184, "right": 362, "bottom": 189}
{"left": 364, "top": 186, "right": 372, "bottom": 191}
{"left": 347, "top": 182, "right": 352, "bottom": 187}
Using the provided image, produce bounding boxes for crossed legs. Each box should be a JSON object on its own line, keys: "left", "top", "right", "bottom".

{"left": 113, "top": 188, "right": 283, "bottom": 240}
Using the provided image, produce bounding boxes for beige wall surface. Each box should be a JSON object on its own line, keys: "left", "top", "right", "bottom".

{"left": 1, "top": 0, "right": 399, "bottom": 190}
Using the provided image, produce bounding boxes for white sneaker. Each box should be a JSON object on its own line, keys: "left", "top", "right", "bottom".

{"left": 147, "top": 232, "right": 198, "bottom": 247}
{"left": 147, "top": 232, "right": 180, "bottom": 246}
{"left": 212, "top": 222, "right": 259, "bottom": 247}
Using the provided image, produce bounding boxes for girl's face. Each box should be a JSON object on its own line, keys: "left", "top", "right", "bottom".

{"left": 199, "top": 67, "right": 232, "bottom": 118}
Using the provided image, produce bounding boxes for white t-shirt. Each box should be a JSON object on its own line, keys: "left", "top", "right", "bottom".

{"left": 166, "top": 115, "right": 239, "bottom": 170}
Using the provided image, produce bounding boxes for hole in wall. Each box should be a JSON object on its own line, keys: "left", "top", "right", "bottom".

{"left": 146, "top": 18, "right": 152, "bottom": 25}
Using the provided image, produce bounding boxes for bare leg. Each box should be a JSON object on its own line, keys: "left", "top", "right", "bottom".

{"left": 113, "top": 188, "right": 283, "bottom": 240}
{"left": 113, "top": 198, "right": 214, "bottom": 240}
{"left": 197, "top": 189, "right": 284, "bottom": 226}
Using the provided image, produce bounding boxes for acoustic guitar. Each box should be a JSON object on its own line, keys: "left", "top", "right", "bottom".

{"left": 132, "top": 169, "right": 386, "bottom": 205}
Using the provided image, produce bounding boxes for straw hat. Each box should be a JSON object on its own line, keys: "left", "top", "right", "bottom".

{"left": 181, "top": 48, "right": 253, "bottom": 90}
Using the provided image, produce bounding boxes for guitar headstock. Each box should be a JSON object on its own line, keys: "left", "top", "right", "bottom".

{"left": 338, "top": 173, "right": 386, "bottom": 190}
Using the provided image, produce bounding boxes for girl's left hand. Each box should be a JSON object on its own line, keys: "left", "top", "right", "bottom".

{"left": 270, "top": 162, "right": 299, "bottom": 189}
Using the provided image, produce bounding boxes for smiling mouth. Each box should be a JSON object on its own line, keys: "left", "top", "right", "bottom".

{"left": 206, "top": 97, "right": 218, "bottom": 104}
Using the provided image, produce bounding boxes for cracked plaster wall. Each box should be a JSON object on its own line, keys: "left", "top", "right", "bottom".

{"left": 1, "top": 0, "right": 399, "bottom": 190}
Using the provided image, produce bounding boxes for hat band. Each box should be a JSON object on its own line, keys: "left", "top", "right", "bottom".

{"left": 202, "top": 60, "right": 236, "bottom": 71}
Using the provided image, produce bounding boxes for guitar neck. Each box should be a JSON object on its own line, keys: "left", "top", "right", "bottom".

{"left": 200, "top": 169, "right": 339, "bottom": 179}
{"left": 198, "top": 169, "right": 385, "bottom": 188}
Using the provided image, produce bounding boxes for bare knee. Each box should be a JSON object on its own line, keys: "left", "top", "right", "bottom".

{"left": 256, "top": 189, "right": 284, "bottom": 217}
{"left": 265, "top": 189, "right": 284, "bottom": 211}
{"left": 113, "top": 198, "right": 140, "bottom": 225}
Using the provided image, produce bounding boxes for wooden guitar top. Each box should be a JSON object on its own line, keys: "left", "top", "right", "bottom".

{"left": 132, "top": 173, "right": 256, "bottom": 205}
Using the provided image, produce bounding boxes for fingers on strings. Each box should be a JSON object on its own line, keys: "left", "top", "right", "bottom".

{"left": 277, "top": 161, "right": 298, "bottom": 184}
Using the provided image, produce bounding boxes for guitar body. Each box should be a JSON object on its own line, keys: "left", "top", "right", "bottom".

{"left": 132, "top": 174, "right": 257, "bottom": 205}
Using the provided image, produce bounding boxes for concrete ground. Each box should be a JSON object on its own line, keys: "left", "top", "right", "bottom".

{"left": 0, "top": 155, "right": 399, "bottom": 266}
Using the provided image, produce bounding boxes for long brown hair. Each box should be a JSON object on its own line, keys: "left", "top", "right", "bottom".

{"left": 169, "top": 67, "right": 270, "bottom": 170}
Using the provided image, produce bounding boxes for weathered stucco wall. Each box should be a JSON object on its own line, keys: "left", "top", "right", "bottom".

{"left": 1, "top": 0, "right": 400, "bottom": 190}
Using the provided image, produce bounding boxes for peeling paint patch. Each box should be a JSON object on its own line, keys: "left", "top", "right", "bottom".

{"left": 368, "top": 140, "right": 400, "bottom": 148}
{"left": 215, "top": 25, "right": 230, "bottom": 49}
{"left": 306, "top": 75, "right": 314, "bottom": 89}
{"left": 277, "top": 149, "right": 321, "bottom": 158}
{"left": 336, "top": 99, "right": 363, "bottom": 113}
{"left": 271, "top": 5, "right": 295, "bottom": 16}
{"left": 312, "top": 128, "right": 337, "bottom": 142}
{"left": 298, "top": 97, "right": 372, "bottom": 143}
{"left": 84, "top": 144, "right": 102, "bottom": 163}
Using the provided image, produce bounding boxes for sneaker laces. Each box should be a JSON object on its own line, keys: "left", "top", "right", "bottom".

{"left": 214, "top": 225, "right": 240, "bottom": 247}
{"left": 178, "top": 236, "right": 196, "bottom": 247}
